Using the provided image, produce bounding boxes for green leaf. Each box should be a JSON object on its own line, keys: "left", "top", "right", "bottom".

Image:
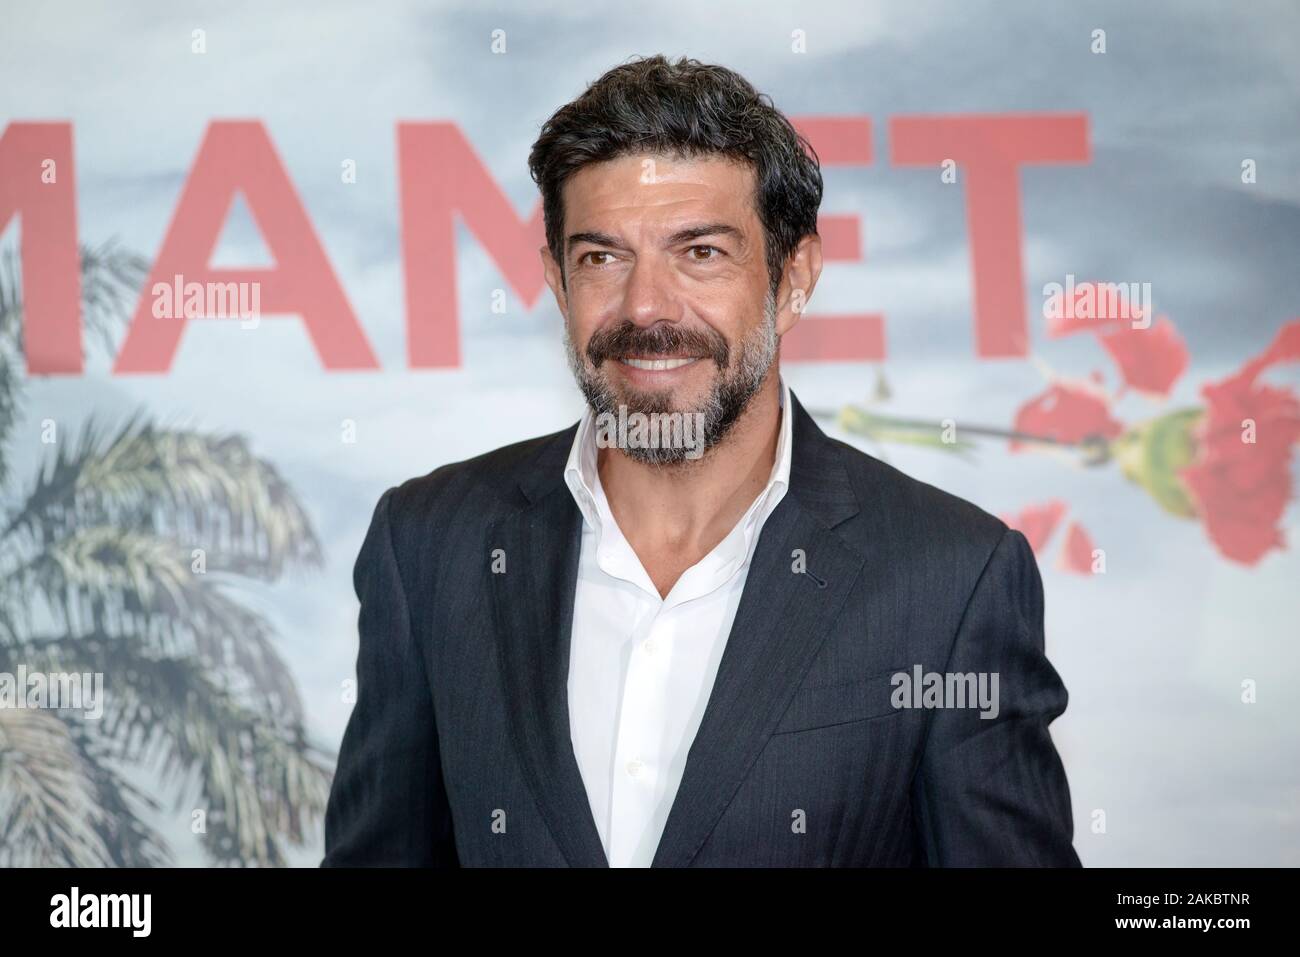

{"left": 836, "top": 405, "right": 975, "bottom": 454}
{"left": 1113, "top": 408, "right": 1203, "bottom": 518}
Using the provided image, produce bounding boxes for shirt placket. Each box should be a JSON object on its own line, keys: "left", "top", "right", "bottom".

{"left": 606, "top": 594, "right": 676, "bottom": 865}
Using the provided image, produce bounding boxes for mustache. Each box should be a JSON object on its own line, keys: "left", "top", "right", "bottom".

{"left": 585, "top": 321, "right": 729, "bottom": 368}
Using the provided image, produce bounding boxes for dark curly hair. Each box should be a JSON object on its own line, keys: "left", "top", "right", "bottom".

{"left": 528, "top": 54, "right": 823, "bottom": 298}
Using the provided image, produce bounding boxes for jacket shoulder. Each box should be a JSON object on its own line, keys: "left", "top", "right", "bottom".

{"left": 829, "top": 435, "right": 1011, "bottom": 560}
{"left": 384, "top": 423, "right": 575, "bottom": 524}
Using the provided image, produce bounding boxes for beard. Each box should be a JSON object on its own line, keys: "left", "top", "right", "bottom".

{"left": 563, "top": 291, "right": 778, "bottom": 466}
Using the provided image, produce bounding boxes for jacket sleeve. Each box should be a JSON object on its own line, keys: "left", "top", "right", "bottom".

{"left": 910, "top": 526, "right": 1081, "bottom": 866}
{"left": 321, "top": 486, "right": 459, "bottom": 866}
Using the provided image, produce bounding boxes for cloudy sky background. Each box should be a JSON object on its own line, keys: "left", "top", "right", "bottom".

{"left": 2, "top": 0, "right": 1298, "bottom": 865}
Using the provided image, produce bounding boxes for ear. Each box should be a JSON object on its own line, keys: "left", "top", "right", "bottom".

{"left": 541, "top": 244, "right": 569, "bottom": 319}
{"left": 773, "top": 233, "right": 823, "bottom": 337}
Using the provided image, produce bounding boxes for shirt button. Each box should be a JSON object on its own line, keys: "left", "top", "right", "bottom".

{"left": 626, "top": 760, "right": 644, "bottom": 778}
{"left": 643, "top": 639, "right": 657, "bottom": 656}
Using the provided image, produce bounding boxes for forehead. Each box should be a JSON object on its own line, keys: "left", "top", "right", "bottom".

{"left": 561, "top": 151, "right": 758, "bottom": 232}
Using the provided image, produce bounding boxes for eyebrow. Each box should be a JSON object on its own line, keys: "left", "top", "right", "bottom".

{"left": 566, "top": 222, "right": 745, "bottom": 256}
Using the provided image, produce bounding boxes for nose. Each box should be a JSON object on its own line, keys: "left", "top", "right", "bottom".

{"left": 619, "top": 252, "right": 683, "bottom": 329}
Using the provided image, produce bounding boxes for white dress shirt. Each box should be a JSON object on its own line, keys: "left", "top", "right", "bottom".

{"left": 561, "top": 376, "right": 794, "bottom": 867}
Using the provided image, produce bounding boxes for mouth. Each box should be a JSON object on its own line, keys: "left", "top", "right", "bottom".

{"left": 616, "top": 356, "right": 704, "bottom": 371}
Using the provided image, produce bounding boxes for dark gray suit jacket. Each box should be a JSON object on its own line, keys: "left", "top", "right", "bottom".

{"left": 321, "top": 390, "right": 1081, "bottom": 867}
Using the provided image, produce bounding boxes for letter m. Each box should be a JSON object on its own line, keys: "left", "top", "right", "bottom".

{"left": 0, "top": 123, "right": 83, "bottom": 373}
{"left": 397, "top": 123, "right": 547, "bottom": 367}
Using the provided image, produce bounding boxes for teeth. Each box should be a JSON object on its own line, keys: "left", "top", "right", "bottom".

{"left": 621, "top": 357, "right": 700, "bottom": 371}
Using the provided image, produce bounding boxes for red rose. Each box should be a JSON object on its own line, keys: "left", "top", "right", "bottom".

{"left": 1178, "top": 320, "right": 1300, "bottom": 564}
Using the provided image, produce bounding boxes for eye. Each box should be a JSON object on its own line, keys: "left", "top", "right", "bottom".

{"left": 687, "top": 244, "right": 723, "bottom": 261}
{"left": 579, "top": 251, "right": 615, "bottom": 267}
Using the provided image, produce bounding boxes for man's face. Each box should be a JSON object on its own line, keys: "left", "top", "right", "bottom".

{"left": 544, "top": 152, "right": 792, "bottom": 465}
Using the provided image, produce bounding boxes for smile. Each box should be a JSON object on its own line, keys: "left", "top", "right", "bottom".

{"left": 618, "top": 356, "right": 702, "bottom": 371}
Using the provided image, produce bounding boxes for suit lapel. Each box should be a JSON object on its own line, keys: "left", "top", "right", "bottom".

{"left": 650, "top": 393, "right": 865, "bottom": 867}
{"left": 487, "top": 429, "right": 611, "bottom": 867}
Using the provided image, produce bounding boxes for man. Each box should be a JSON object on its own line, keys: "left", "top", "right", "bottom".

{"left": 321, "top": 54, "right": 1081, "bottom": 867}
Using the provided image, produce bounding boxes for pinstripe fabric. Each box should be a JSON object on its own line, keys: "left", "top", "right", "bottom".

{"left": 321, "top": 390, "right": 1082, "bottom": 867}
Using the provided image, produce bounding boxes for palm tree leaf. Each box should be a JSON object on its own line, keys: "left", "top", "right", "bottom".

{"left": 77, "top": 239, "right": 149, "bottom": 359}
{"left": 3, "top": 412, "right": 322, "bottom": 582}
{"left": 0, "top": 706, "right": 115, "bottom": 867}
{"left": 3, "top": 526, "right": 306, "bottom": 721}
{"left": 5, "top": 633, "right": 332, "bottom": 867}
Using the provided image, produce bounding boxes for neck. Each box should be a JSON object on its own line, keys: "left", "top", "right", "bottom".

{"left": 596, "top": 372, "right": 783, "bottom": 571}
